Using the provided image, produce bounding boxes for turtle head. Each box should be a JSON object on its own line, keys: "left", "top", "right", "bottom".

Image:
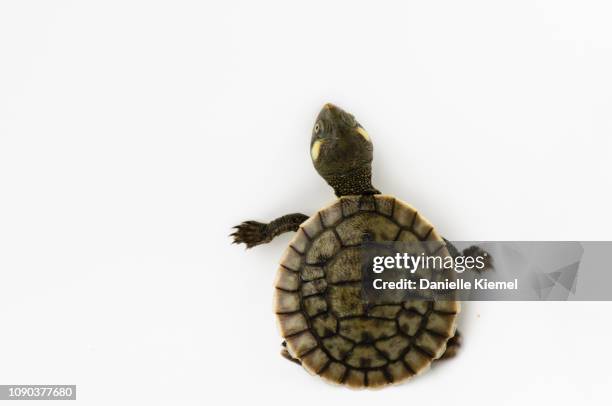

{"left": 310, "top": 103, "right": 379, "bottom": 196}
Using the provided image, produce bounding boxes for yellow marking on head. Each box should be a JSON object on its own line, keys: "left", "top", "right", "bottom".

{"left": 356, "top": 126, "right": 370, "bottom": 141}
{"left": 311, "top": 140, "right": 322, "bottom": 161}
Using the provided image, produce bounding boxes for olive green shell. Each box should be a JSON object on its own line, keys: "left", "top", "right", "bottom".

{"left": 274, "top": 195, "right": 459, "bottom": 388}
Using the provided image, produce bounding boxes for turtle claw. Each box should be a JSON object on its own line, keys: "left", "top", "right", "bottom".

{"left": 231, "top": 221, "right": 271, "bottom": 248}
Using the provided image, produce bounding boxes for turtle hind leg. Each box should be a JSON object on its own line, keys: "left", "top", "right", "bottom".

{"left": 231, "top": 213, "right": 309, "bottom": 248}
{"left": 439, "top": 330, "right": 462, "bottom": 360}
{"left": 281, "top": 341, "right": 301, "bottom": 365}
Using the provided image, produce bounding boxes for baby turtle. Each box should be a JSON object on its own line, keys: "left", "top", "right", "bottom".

{"left": 232, "top": 103, "right": 486, "bottom": 388}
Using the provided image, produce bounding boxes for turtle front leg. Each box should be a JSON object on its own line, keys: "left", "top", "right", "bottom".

{"left": 437, "top": 241, "right": 493, "bottom": 360}
{"left": 231, "top": 213, "right": 309, "bottom": 248}
{"left": 443, "top": 239, "right": 494, "bottom": 272}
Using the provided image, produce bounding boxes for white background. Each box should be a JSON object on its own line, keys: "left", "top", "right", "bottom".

{"left": 1, "top": 1, "right": 611, "bottom": 405}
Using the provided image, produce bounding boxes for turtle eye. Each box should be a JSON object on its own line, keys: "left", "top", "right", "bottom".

{"left": 314, "top": 121, "right": 322, "bottom": 134}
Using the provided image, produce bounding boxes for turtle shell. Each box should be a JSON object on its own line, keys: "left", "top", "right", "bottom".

{"left": 274, "top": 195, "right": 459, "bottom": 388}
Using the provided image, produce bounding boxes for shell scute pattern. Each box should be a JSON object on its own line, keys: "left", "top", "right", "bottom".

{"left": 274, "top": 195, "right": 459, "bottom": 388}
